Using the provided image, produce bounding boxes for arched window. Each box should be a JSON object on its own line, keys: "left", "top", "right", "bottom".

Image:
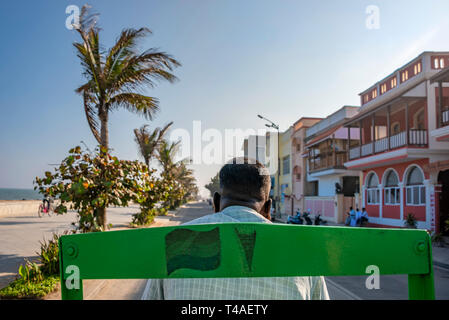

{"left": 366, "top": 173, "right": 379, "bottom": 205}
{"left": 406, "top": 166, "right": 425, "bottom": 205}
{"left": 413, "top": 108, "right": 425, "bottom": 130}
{"left": 384, "top": 170, "right": 400, "bottom": 205}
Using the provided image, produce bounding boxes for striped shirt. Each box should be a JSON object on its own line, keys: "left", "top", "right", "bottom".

{"left": 142, "top": 205, "right": 330, "bottom": 300}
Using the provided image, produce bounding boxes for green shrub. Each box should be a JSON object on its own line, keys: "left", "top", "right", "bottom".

{"left": 0, "top": 275, "right": 59, "bottom": 299}
{"left": 131, "top": 208, "right": 156, "bottom": 226}
{"left": 37, "top": 231, "right": 72, "bottom": 275}
{"left": 17, "top": 260, "right": 44, "bottom": 284}
{"left": 404, "top": 213, "right": 418, "bottom": 229}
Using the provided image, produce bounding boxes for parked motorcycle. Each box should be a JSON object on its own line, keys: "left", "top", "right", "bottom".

{"left": 287, "top": 211, "right": 304, "bottom": 224}
{"left": 302, "top": 212, "right": 313, "bottom": 225}
{"left": 314, "top": 214, "right": 327, "bottom": 225}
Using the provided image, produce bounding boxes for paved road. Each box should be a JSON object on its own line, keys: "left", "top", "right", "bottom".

{"left": 0, "top": 204, "right": 146, "bottom": 289}
{"left": 2, "top": 201, "right": 448, "bottom": 299}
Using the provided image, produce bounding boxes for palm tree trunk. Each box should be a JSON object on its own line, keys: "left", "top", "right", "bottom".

{"left": 98, "top": 107, "right": 108, "bottom": 231}
{"left": 100, "top": 108, "right": 109, "bottom": 152}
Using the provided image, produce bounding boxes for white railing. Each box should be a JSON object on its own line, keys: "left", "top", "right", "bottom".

{"left": 409, "top": 129, "right": 427, "bottom": 145}
{"left": 348, "top": 130, "right": 428, "bottom": 160}
{"left": 390, "top": 131, "right": 406, "bottom": 149}
{"left": 361, "top": 143, "right": 373, "bottom": 157}
{"left": 374, "top": 137, "right": 388, "bottom": 153}
{"left": 349, "top": 147, "right": 360, "bottom": 160}
{"left": 442, "top": 110, "right": 449, "bottom": 125}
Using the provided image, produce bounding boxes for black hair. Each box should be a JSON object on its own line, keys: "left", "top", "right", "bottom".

{"left": 219, "top": 157, "right": 271, "bottom": 201}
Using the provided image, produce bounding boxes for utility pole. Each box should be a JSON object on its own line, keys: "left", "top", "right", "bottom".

{"left": 258, "top": 115, "right": 281, "bottom": 220}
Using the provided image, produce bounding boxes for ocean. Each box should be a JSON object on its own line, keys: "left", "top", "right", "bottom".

{"left": 0, "top": 188, "right": 42, "bottom": 200}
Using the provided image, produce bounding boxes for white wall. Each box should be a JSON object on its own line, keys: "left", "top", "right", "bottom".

{"left": 317, "top": 175, "right": 340, "bottom": 196}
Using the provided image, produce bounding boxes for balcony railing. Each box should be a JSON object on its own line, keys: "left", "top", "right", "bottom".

{"left": 348, "top": 130, "right": 427, "bottom": 160}
{"left": 309, "top": 151, "right": 347, "bottom": 172}
{"left": 442, "top": 110, "right": 449, "bottom": 126}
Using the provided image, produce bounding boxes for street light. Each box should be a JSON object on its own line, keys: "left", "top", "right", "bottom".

{"left": 257, "top": 115, "right": 281, "bottom": 221}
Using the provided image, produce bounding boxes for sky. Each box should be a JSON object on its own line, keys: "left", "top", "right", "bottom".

{"left": 1, "top": 0, "right": 449, "bottom": 197}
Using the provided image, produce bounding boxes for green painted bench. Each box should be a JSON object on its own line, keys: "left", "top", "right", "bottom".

{"left": 58, "top": 223, "right": 435, "bottom": 300}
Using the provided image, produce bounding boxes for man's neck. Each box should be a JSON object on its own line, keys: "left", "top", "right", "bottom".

{"left": 220, "top": 201, "right": 259, "bottom": 213}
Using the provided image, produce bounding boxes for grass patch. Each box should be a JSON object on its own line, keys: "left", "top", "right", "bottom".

{"left": 0, "top": 275, "right": 59, "bottom": 300}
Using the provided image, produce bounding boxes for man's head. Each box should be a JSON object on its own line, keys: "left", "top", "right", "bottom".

{"left": 213, "top": 157, "right": 272, "bottom": 219}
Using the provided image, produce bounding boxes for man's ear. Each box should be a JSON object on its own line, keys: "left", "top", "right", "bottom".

{"left": 213, "top": 192, "right": 221, "bottom": 213}
{"left": 261, "top": 198, "right": 272, "bottom": 220}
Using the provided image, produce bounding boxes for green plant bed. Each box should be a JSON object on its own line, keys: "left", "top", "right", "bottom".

{"left": 0, "top": 275, "right": 59, "bottom": 299}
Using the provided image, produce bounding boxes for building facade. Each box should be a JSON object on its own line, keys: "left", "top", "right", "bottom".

{"left": 304, "top": 106, "right": 361, "bottom": 223}
{"left": 290, "top": 117, "right": 322, "bottom": 214}
{"left": 343, "top": 52, "right": 449, "bottom": 233}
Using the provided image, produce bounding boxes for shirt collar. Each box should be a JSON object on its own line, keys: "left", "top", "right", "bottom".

{"left": 220, "top": 205, "right": 271, "bottom": 223}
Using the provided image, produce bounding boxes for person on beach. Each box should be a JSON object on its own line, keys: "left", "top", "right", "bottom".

{"left": 143, "top": 158, "right": 329, "bottom": 300}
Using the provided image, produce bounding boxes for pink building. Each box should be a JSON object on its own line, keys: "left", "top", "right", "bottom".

{"left": 343, "top": 52, "right": 449, "bottom": 233}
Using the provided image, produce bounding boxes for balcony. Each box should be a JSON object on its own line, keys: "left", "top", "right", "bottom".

{"left": 345, "top": 95, "right": 428, "bottom": 162}
{"left": 309, "top": 150, "right": 347, "bottom": 172}
{"left": 349, "top": 129, "right": 427, "bottom": 160}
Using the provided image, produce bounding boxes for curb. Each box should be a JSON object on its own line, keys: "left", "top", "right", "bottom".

{"left": 434, "top": 261, "right": 449, "bottom": 271}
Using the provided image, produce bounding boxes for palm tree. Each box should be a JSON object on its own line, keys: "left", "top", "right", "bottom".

{"left": 157, "top": 139, "right": 181, "bottom": 173}
{"left": 157, "top": 140, "right": 198, "bottom": 208}
{"left": 175, "top": 162, "right": 198, "bottom": 202}
{"left": 73, "top": 5, "right": 180, "bottom": 152}
{"left": 134, "top": 122, "right": 173, "bottom": 167}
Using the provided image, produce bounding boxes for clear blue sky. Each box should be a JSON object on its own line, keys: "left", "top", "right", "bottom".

{"left": 1, "top": 0, "right": 449, "bottom": 197}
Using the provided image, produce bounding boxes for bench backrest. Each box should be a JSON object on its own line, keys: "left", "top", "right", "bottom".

{"left": 58, "top": 223, "right": 435, "bottom": 300}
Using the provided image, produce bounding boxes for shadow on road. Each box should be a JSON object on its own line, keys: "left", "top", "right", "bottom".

{"left": 0, "top": 254, "right": 39, "bottom": 289}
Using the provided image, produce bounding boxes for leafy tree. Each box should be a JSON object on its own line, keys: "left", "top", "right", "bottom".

{"left": 157, "top": 140, "right": 197, "bottom": 209}
{"left": 173, "top": 161, "right": 198, "bottom": 204}
{"left": 34, "top": 146, "right": 151, "bottom": 232}
{"left": 205, "top": 173, "right": 220, "bottom": 197}
{"left": 134, "top": 122, "right": 173, "bottom": 167}
{"left": 131, "top": 172, "right": 173, "bottom": 226}
{"left": 73, "top": 5, "right": 180, "bottom": 151}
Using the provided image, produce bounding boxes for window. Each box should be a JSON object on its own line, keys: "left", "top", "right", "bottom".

{"left": 381, "top": 83, "right": 387, "bottom": 94}
{"left": 372, "top": 89, "right": 378, "bottom": 99}
{"left": 364, "top": 95, "right": 369, "bottom": 103}
{"left": 414, "top": 109, "right": 425, "bottom": 130}
{"left": 401, "top": 70, "right": 409, "bottom": 82}
{"left": 282, "top": 155, "right": 290, "bottom": 175}
{"left": 384, "top": 170, "right": 400, "bottom": 205}
{"left": 391, "top": 77, "right": 397, "bottom": 88}
{"left": 414, "top": 62, "right": 422, "bottom": 75}
{"left": 296, "top": 143, "right": 301, "bottom": 152}
{"left": 434, "top": 58, "right": 446, "bottom": 69}
{"left": 366, "top": 173, "right": 380, "bottom": 205}
{"left": 406, "top": 167, "right": 425, "bottom": 205}
{"left": 296, "top": 173, "right": 301, "bottom": 181}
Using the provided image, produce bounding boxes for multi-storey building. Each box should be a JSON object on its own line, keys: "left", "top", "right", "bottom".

{"left": 290, "top": 117, "right": 322, "bottom": 214}
{"left": 343, "top": 52, "right": 449, "bottom": 233}
{"left": 304, "top": 106, "right": 361, "bottom": 223}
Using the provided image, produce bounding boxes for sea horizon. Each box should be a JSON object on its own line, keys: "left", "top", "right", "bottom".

{"left": 0, "top": 188, "right": 42, "bottom": 200}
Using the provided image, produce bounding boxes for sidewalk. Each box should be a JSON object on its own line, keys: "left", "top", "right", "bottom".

{"left": 274, "top": 215, "right": 449, "bottom": 271}
{"left": 46, "top": 201, "right": 212, "bottom": 300}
